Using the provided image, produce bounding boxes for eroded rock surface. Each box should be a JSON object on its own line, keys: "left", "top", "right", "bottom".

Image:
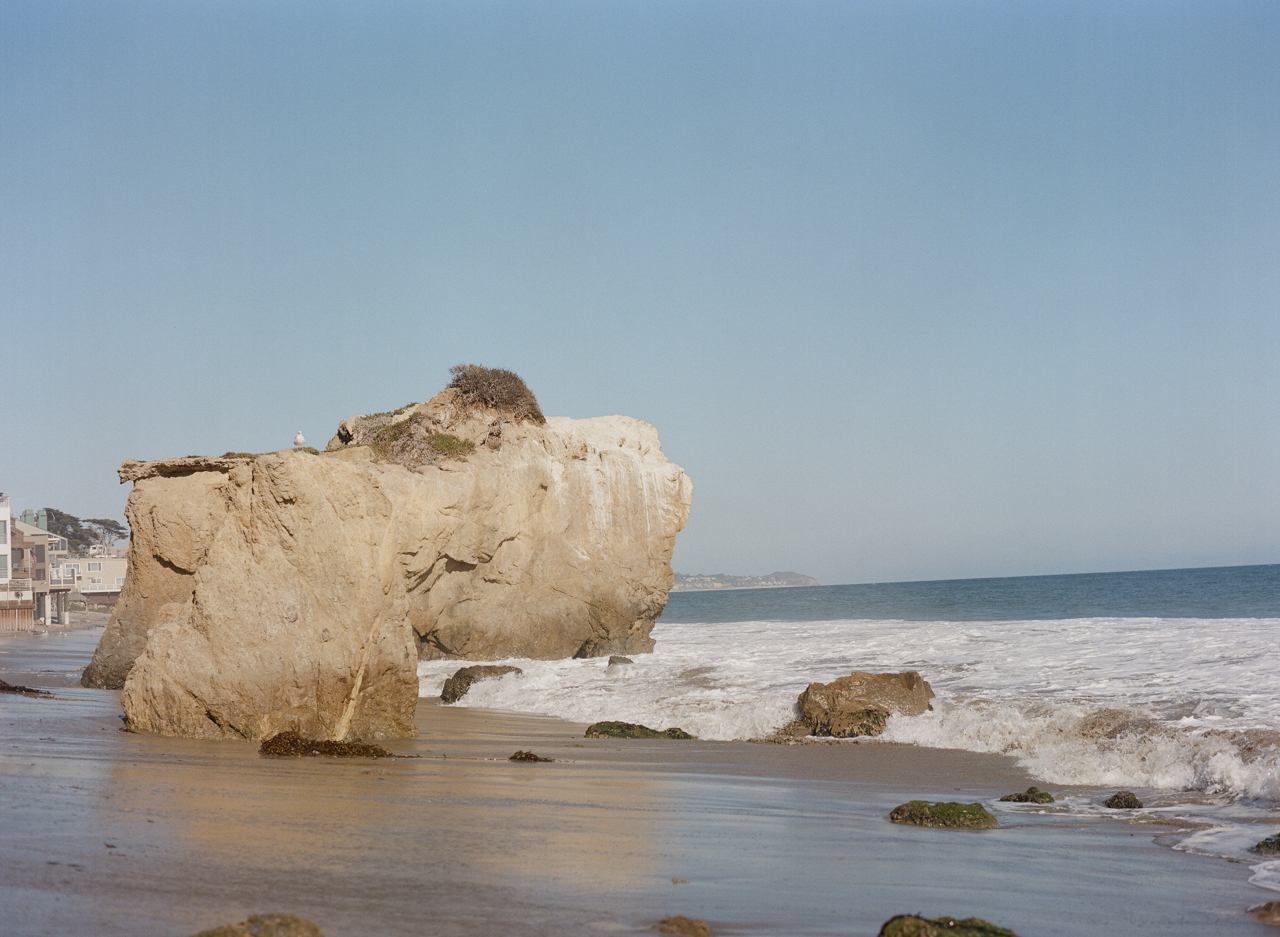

{"left": 83, "top": 386, "right": 691, "bottom": 742}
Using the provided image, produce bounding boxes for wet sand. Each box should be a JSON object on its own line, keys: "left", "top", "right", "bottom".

{"left": 1, "top": 625, "right": 1275, "bottom": 936}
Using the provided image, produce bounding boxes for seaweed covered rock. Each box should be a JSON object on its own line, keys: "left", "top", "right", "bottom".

{"left": 440, "top": 665, "right": 522, "bottom": 704}
{"left": 655, "top": 916, "right": 711, "bottom": 936}
{"left": 792, "top": 671, "right": 934, "bottom": 738}
{"left": 0, "top": 678, "right": 50, "bottom": 698}
{"left": 259, "top": 731, "right": 393, "bottom": 758}
{"left": 191, "top": 913, "right": 324, "bottom": 937}
{"left": 83, "top": 367, "right": 692, "bottom": 742}
{"left": 878, "top": 915, "right": 1018, "bottom": 937}
{"left": 585, "top": 721, "right": 694, "bottom": 739}
{"left": 509, "top": 750, "right": 553, "bottom": 762}
{"left": 1253, "top": 835, "right": 1280, "bottom": 856}
{"left": 1104, "top": 791, "right": 1143, "bottom": 809}
{"left": 888, "top": 801, "right": 998, "bottom": 829}
{"left": 999, "top": 787, "right": 1055, "bottom": 804}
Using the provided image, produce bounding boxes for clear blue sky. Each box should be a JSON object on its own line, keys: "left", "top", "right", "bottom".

{"left": 2, "top": 1, "right": 1277, "bottom": 585}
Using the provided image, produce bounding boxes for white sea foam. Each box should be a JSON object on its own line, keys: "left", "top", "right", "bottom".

{"left": 419, "top": 615, "right": 1280, "bottom": 802}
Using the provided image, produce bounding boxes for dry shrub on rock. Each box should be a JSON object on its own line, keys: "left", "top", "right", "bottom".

{"left": 448, "top": 364, "right": 546, "bottom": 424}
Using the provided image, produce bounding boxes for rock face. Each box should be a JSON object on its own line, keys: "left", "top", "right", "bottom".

{"left": 792, "top": 671, "right": 934, "bottom": 738}
{"left": 82, "top": 387, "right": 691, "bottom": 742}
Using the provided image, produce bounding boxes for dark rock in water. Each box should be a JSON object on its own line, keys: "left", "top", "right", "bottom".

{"left": 190, "top": 913, "right": 324, "bottom": 937}
{"left": 796, "top": 671, "right": 934, "bottom": 738}
{"left": 259, "top": 731, "right": 393, "bottom": 758}
{"left": 1253, "top": 834, "right": 1280, "bottom": 856}
{"left": 999, "top": 786, "right": 1055, "bottom": 804}
{"left": 440, "top": 665, "right": 522, "bottom": 704}
{"left": 655, "top": 915, "right": 711, "bottom": 936}
{"left": 607, "top": 655, "right": 634, "bottom": 666}
{"left": 585, "top": 721, "right": 694, "bottom": 739}
{"left": 1250, "top": 901, "right": 1280, "bottom": 924}
{"left": 1104, "top": 790, "right": 1143, "bottom": 809}
{"left": 509, "top": 750, "right": 553, "bottom": 762}
{"left": 888, "top": 800, "right": 998, "bottom": 829}
{"left": 0, "top": 678, "right": 50, "bottom": 698}
{"left": 878, "top": 914, "right": 1019, "bottom": 936}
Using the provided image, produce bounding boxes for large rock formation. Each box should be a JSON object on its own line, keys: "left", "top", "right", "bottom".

{"left": 82, "top": 384, "right": 692, "bottom": 742}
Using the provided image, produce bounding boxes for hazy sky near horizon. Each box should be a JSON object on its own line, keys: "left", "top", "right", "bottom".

{"left": 2, "top": 1, "right": 1277, "bottom": 585}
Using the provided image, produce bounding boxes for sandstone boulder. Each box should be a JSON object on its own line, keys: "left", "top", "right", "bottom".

{"left": 793, "top": 671, "right": 934, "bottom": 738}
{"left": 83, "top": 380, "right": 691, "bottom": 742}
{"left": 440, "top": 665, "right": 522, "bottom": 704}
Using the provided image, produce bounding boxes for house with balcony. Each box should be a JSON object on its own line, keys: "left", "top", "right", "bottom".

{"left": 11, "top": 515, "right": 73, "bottom": 626}
{"left": 0, "top": 493, "right": 36, "bottom": 632}
{"left": 60, "top": 554, "right": 128, "bottom": 608}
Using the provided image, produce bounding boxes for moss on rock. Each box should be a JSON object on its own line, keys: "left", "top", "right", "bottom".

{"left": 888, "top": 800, "right": 998, "bottom": 829}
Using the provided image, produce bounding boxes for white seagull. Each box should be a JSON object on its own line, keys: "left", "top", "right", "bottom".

{"left": 294, "top": 431, "right": 306, "bottom": 447}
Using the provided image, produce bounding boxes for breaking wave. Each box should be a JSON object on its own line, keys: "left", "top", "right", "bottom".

{"left": 419, "top": 614, "right": 1280, "bottom": 803}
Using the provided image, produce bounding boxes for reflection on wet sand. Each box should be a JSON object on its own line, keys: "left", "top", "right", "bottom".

{"left": 115, "top": 703, "right": 668, "bottom": 895}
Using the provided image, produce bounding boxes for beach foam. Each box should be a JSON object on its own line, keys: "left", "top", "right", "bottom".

{"left": 419, "top": 614, "right": 1280, "bottom": 802}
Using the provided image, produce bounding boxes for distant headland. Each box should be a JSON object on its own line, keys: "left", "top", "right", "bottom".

{"left": 671, "top": 571, "right": 819, "bottom": 592}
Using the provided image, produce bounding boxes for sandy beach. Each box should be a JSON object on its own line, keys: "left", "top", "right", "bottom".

{"left": 1, "top": 622, "right": 1275, "bottom": 937}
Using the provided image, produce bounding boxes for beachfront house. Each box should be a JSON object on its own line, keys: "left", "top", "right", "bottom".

{"left": 60, "top": 554, "right": 128, "bottom": 608}
{"left": 0, "top": 493, "right": 37, "bottom": 632}
{"left": 10, "top": 515, "right": 73, "bottom": 626}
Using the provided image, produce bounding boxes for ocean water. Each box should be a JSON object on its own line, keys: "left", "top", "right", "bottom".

{"left": 420, "top": 564, "right": 1280, "bottom": 875}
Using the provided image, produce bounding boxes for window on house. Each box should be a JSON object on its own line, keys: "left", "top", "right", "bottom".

{"left": 88, "top": 562, "right": 102, "bottom": 572}
{"left": 90, "top": 577, "right": 102, "bottom": 584}
{"left": 34, "top": 546, "right": 45, "bottom": 563}
{"left": 115, "top": 578, "right": 125, "bottom": 588}
{"left": 34, "top": 568, "right": 45, "bottom": 581}
{"left": 0, "top": 555, "right": 7, "bottom": 573}
{"left": 0, "top": 521, "right": 5, "bottom": 539}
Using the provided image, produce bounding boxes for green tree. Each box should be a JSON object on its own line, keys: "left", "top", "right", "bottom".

{"left": 41, "top": 508, "right": 93, "bottom": 554}
{"left": 83, "top": 518, "right": 128, "bottom": 548}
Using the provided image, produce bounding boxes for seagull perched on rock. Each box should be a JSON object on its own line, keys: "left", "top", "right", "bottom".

{"left": 294, "top": 431, "right": 306, "bottom": 447}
